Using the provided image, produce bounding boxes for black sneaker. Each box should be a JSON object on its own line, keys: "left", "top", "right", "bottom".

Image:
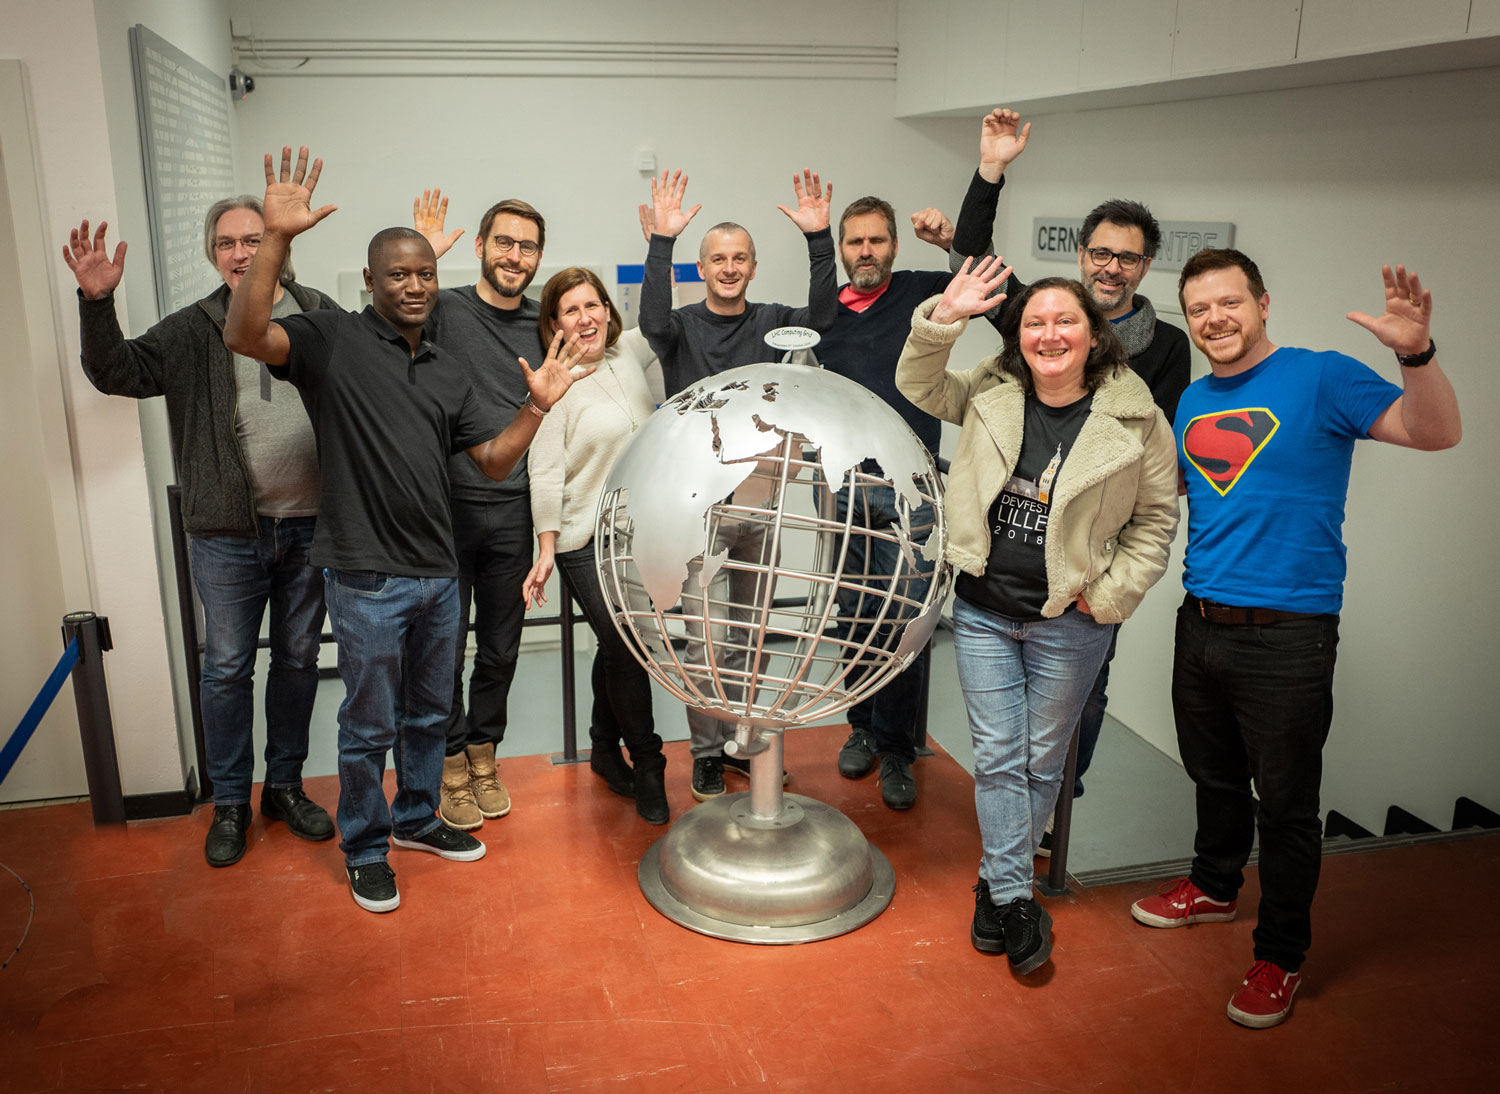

{"left": 837, "top": 729, "right": 877, "bottom": 778}
{"left": 998, "top": 897, "right": 1054, "bottom": 975}
{"left": 971, "top": 878, "right": 1004, "bottom": 954}
{"left": 392, "top": 824, "right": 486, "bottom": 861}
{"left": 348, "top": 862, "right": 400, "bottom": 913}
{"left": 878, "top": 756, "right": 917, "bottom": 810}
{"left": 1036, "top": 830, "right": 1053, "bottom": 858}
{"left": 691, "top": 755, "right": 725, "bottom": 801}
{"left": 204, "top": 803, "right": 251, "bottom": 868}
{"left": 259, "top": 785, "right": 335, "bottom": 841}
{"left": 720, "top": 754, "right": 790, "bottom": 785}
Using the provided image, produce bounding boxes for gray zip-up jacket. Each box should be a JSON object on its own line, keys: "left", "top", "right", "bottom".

{"left": 77, "top": 280, "right": 340, "bottom": 537}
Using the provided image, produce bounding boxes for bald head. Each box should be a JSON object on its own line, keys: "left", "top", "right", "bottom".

{"left": 367, "top": 226, "right": 433, "bottom": 270}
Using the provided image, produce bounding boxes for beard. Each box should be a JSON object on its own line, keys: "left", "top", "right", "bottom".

{"left": 483, "top": 259, "right": 534, "bottom": 299}
{"left": 844, "top": 253, "right": 894, "bottom": 291}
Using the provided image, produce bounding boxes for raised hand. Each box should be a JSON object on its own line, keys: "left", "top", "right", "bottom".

{"left": 63, "top": 219, "right": 126, "bottom": 300}
{"left": 649, "top": 169, "right": 701, "bottom": 239}
{"left": 519, "top": 330, "right": 596, "bottom": 413}
{"left": 637, "top": 202, "right": 657, "bottom": 242}
{"left": 911, "top": 207, "right": 954, "bottom": 250}
{"left": 261, "top": 145, "right": 337, "bottom": 239}
{"left": 931, "top": 255, "right": 1013, "bottom": 325}
{"left": 979, "top": 108, "right": 1031, "bottom": 180}
{"left": 776, "top": 169, "right": 831, "bottom": 234}
{"left": 413, "top": 188, "right": 463, "bottom": 259}
{"left": 1347, "top": 264, "right": 1432, "bottom": 356}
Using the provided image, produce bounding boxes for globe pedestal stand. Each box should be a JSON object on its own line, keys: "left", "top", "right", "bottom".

{"left": 637, "top": 724, "right": 895, "bottom": 944}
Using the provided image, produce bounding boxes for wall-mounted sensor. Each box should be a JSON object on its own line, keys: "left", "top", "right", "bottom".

{"left": 229, "top": 67, "right": 255, "bottom": 101}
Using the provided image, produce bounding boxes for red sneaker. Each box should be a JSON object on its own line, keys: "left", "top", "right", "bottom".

{"left": 1130, "top": 877, "right": 1237, "bottom": 928}
{"left": 1227, "top": 960, "right": 1301, "bottom": 1029}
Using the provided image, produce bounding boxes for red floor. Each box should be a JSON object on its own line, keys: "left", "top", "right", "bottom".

{"left": 0, "top": 724, "right": 1495, "bottom": 1092}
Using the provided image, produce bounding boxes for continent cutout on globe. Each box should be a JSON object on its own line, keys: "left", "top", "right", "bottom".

{"left": 602, "top": 364, "right": 935, "bottom": 614}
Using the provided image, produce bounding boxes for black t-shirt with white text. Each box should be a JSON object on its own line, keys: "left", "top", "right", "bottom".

{"left": 956, "top": 392, "right": 1093, "bottom": 621}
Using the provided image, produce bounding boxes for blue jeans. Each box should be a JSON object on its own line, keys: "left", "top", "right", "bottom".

{"left": 952, "top": 597, "right": 1114, "bottom": 902}
{"left": 832, "top": 483, "right": 937, "bottom": 765}
{"left": 189, "top": 517, "right": 324, "bottom": 805}
{"left": 324, "top": 570, "right": 456, "bottom": 867}
{"left": 1071, "top": 622, "right": 1121, "bottom": 797}
{"left": 1172, "top": 596, "right": 1339, "bottom": 972}
{"left": 554, "top": 542, "right": 663, "bottom": 769}
{"left": 446, "top": 494, "right": 532, "bottom": 755}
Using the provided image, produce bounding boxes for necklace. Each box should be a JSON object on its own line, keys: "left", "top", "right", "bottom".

{"left": 597, "top": 358, "right": 639, "bottom": 432}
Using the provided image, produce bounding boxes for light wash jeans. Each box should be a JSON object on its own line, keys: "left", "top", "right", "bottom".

{"left": 952, "top": 596, "right": 1114, "bottom": 903}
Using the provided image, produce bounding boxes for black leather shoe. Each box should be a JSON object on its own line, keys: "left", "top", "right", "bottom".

{"left": 589, "top": 741, "right": 636, "bottom": 798}
{"left": 205, "top": 803, "right": 251, "bottom": 867}
{"left": 998, "top": 897, "right": 1054, "bottom": 975}
{"left": 634, "top": 761, "right": 670, "bottom": 826}
{"left": 878, "top": 756, "right": 917, "bottom": 810}
{"left": 259, "top": 786, "right": 334, "bottom": 841}
{"left": 838, "top": 729, "right": 877, "bottom": 779}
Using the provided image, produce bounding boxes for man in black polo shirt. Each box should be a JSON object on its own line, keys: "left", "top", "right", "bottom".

{"left": 225, "top": 147, "right": 588, "bottom": 914}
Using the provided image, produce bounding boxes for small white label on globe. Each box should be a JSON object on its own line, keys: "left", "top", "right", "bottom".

{"left": 764, "top": 326, "right": 821, "bottom": 351}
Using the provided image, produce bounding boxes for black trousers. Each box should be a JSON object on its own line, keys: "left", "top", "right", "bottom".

{"left": 1171, "top": 594, "right": 1340, "bottom": 972}
{"left": 445, "top": 494, "right": 532, "bottom": 756}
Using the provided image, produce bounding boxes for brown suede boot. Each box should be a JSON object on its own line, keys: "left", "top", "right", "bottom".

{"left": 440, "top": 751, "right": 482, "bottom": 830}
{"left": 465, "top": 742, "right": 511, "bottom": 819}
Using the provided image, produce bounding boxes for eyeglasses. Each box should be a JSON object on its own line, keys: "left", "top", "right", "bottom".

{"left": 1084, "top": 246, "right": 1146, "bottom": 271}
{"left": 214, "top": 235, "right": 262, "bottom": 253}
{"left": 492, "top": 235, "right": 540, "bottom": 258}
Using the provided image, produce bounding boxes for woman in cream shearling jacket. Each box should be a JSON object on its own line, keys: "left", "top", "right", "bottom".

{"left": 896, "top": 261, "right": 1178, "bottom": 975}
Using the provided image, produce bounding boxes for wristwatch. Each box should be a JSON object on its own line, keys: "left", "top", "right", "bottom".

{"left": 1396, "top": 338, "right": 1436, "bottom": 368}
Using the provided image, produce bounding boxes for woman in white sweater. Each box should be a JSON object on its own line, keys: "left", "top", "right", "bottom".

{"left": 522, "top": 268, "right": 668, "bottom": 825}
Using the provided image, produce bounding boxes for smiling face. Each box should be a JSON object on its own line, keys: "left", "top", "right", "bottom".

{"left": 1018, "top": 287, "right": 1098, "bottom": 402}
{"left": 211, "top": 207, "right": 266, "bottom": 291}
{"left": 553, "top": 283, "right": 611, "bottom": 364}
{"left": 1077, "top": 221, "right": 1151, "bottom": 320}
{"left": 476, "top": 212, "right": 542, "bottom": 301}
{"left": 1181, "top": 265, "right": 1272, "bottom": 375}
{"left": 697, "top": 227, "right": 757, "bottom": 311}
{"left": 839, "top": 211, "right": 897, "bottom": 291}
{"left": 364, "top": 237, "right": 438, "bottom": 332}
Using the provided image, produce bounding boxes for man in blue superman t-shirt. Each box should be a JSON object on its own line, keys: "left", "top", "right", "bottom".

{"left": 1129, "top": 249, "right": 1461, "bottom": 1030}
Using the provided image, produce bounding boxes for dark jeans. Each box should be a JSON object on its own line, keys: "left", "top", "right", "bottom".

{"left": 446, "top": 494, "right": 532, "bottom": 756}
{"left": 1071, "top": 622, "right": 1121, "bottom": 798}
{"left": 1172, "top": 594, "right": 1340, "bottom": 972}
{"left": 324, "top": 570, "right": 455, "bottom": 867}
{"left": 189, "top": 516, "right": 324, "bottom": 805}
{"left": 554, "top": 542, "right": 663, "bottom": 770}
{"left": 833, "top": 483, "right": 937, "bottom": 766}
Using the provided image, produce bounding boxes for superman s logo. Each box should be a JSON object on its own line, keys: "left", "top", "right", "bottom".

{"left": 1182, "top": 409, "right": 1279, "bottom": 496}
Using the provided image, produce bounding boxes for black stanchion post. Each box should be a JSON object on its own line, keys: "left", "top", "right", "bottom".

{"left": 554, "top": 581, "right": 581, "bottom": 764}
{"left": 167, "top": 486, "right": 211, "bottom": 801}
{"left": 60, "top": 611, "right": 127, "bottom": 826}
{"left": 1036, "top": 723, "right": 1080, "bottom": 897}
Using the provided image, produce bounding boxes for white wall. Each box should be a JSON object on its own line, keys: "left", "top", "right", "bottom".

{"left": 963, "top": 70, "right": 1499, "bottom": 833}
{"left": 0, "top": 0, "right": 234, "bottom": 798}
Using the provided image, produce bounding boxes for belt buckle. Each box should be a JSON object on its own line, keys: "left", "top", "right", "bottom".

{"left": 1199, "top": 597, "right": 1207, "bottom": 618}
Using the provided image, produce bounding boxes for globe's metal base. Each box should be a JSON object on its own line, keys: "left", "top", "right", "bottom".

{"left": 638, "top": 791, "right": 896, "bottom": 944}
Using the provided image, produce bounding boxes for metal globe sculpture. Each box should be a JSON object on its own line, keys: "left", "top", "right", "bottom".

{"left": 595, "top": 362, "right": 950, "bottom": 943}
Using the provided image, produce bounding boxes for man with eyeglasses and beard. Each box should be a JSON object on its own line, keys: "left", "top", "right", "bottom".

{"left": 409, "top": 190, "right": 550, "bottom": 832}
{"left": 949, "top": 108, "right": 1191, "bottom": 838}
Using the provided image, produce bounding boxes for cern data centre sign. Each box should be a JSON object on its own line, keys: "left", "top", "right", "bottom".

{"left": 1031, "top": 217, "right": 1235, "bottom": 272}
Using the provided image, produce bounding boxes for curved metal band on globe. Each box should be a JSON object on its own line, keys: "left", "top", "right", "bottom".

{"left": 594, "top": 363, "right": 951, "bottom": 943}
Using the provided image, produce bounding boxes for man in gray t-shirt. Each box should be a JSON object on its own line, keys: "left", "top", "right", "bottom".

{"left": 67, "top": 197, "right": 341, "bottom": 869}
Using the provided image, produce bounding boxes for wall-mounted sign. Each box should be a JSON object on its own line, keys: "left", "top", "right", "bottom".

{"left": 1030, "top": 217, "right": 1235, "bottom": 273}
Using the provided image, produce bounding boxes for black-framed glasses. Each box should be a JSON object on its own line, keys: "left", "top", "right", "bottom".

{"left": 214, "top": 235, "right": 262, "bottom": 253}
{"left": 493, "top": 235, "right": 540, "bottom": 257}
{"left": 1084, "top": 246, "right": 1145, "bottom": 271}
